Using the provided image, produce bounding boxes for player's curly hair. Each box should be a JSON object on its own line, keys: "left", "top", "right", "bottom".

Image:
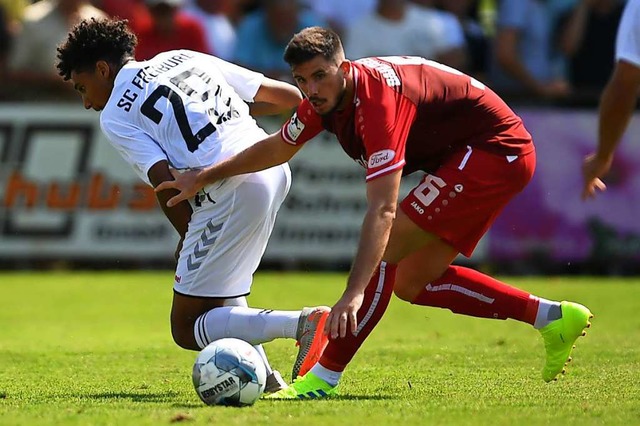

{"left": 56, "top": 18, "right": 137, "bottom": 81}
{"left": 283, "top": 26, "right": 344, "bottom": 66}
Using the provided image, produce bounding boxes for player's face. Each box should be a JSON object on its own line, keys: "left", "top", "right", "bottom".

{"left": 70, "top": 61, "right": 114, "bottom": 112}
{"left": 291, "top": 55, "right": 348, "bottom": 116}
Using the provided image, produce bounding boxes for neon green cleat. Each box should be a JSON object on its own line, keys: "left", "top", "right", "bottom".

{"left": 263, "top": 372, "right": 337, "bottom": 400}
{"left": 539, "top": 301, "right": 593, "bottom": 382}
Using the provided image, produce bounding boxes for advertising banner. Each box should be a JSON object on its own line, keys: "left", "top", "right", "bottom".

{"left": 491, "top": 109, "right": 640, "bottom": 267}
{"left": 1, "top": 104, "right": 636, "bottom": 268}
{"left": 0, "top": 105, "right": 178, "bottom": 260}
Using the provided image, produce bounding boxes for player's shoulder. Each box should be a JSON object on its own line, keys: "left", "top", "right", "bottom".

{"left": 110, "top": 61, "right": 144, "bottom": 98}
{"left": 352, "top": 58, "right": 404, "bottom": 93}
{"left": 353, "top": 56, "right": 410, "bottom": 77}
{"left": 100, "top": 97, "right": 129, "bottom": 131}
{"left": 147, "top": 49, "right": 204, "bottom": 65}
{"left": 352, "top": 59, "right": 386, "bottom": 84}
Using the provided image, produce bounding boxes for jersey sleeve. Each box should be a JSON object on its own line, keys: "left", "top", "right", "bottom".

{"left": 203, "top": 53, "right": 265, "bottom": 102}
{"left": 358, "top": 76, "right": 417, "bottom": 181}
{"left": 100, "top": 113, "right": 168, "bottom": 186}
{"left": 280, "top": 98, "right": 324, "bottom": 146}
{"left": 616, "top": 0, "right": 640, "bottom": 67}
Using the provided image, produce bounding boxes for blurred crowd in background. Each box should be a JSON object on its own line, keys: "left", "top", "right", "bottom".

{"left": 0, "top": 0, "right": 629, "bottom": 106}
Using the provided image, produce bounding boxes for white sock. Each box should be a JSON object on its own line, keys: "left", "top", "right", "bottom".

{"left": 251, "top": 344, "right": 273, "bottom": 375}
{"left": 193, "top": 305, "right": 300, "bottom": 348}
{"left": 533, "top": 298, "right": 562, "bottom": 329}
{"left": 310, "top": 363, "right": 342, "bottom": 387}
{"left": 223, "top": 297, "right": 274, "bottom": 375}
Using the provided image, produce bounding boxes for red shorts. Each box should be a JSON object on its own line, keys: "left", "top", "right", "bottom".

{"left": 400, "top": 146, "right": 536, "bottom": 257}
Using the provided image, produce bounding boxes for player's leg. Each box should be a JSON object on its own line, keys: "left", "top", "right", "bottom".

{"left": 265, "top": 149, "right": 563, "bottom": 399}
{"left": 392, "top": 232, "right": 592, "bottom": 383}
{"left": 218, "top": 295, "right": 328, "bottom": 390}
{"left": 264, "top": 161, "right": 453, "bottom": 399}
{"left": 386, "top": 212, "right": 543, "bottom": 322}
{"left": 393, "top": 147, "right": 543, "bottom": 318}
{"left": 263, "top": 203, "right": 435, "bottom": 397}
{"left": 170, "top": 292, "right": 325, "bottom": 393}
{"left": 266, "top": 180, "right": 401, "bottom": 396}
{"left": 267, "top": 165, "right": 539, "bottom": 398}
{"left": 391, "top": 147, "right": 592, "bottom": 381}
{"left": 223, "top": 296, "right": 285, "bottom": 392}
{"left": 171, "top": 293, "right": 326, "bottom": 352}
{"left": 265, "top": 260, "right": 397, "bottom": 399}
{"left": 170, "top": 292, "right": 225, "bottom": 350}
{"left": 392, "top": 231, "right": 545, "bottom": 323}
{"left": 171, "top": 164, "right": 329, "bottom": 386}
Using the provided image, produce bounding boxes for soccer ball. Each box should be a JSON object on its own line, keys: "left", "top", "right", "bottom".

{"left": 192, "top": 338, "right": 267, "bottom": 406}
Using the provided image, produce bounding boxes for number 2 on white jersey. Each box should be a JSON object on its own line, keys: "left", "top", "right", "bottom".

{"left": 141, "top": 67, "right": 216, "bottom": 153}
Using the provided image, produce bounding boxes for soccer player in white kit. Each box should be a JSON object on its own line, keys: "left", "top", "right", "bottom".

{"left": 55, "top": 18, "right": 330, "bottom": 391}
{"left": 582, "top": 0, "right": 640, "bottom": 200}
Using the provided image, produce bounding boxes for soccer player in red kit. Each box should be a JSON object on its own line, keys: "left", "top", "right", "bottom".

{"left": 156, "top": 26, "right": 594, "bottom": 398}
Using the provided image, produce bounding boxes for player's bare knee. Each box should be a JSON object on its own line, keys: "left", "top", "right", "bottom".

{"left": 171, "top": 324, "right": 200, "bottom": 351}
{"left": 393, "top": 282, "right": 418, "bottom": 303}
{"left": 382, "top": 242, "right": 410, "bottom": 265}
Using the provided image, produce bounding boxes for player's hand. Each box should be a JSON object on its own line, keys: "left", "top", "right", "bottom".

{"left": 325, "top": 290, "right": 364, "bottom": 339}
{"left": 538, "top": 80, "right": 571, "bottom": 99}
{"left": 582, "top": 153, "right": 611, "bottom": 200}
{"left": 154, "top": 168, "right": 204, "bottom": 207}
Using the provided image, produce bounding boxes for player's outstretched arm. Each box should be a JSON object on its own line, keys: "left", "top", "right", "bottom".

{"left": 582, "top": 60, "right": 640, "bottom": 200}
{"left": 249, "top": 78, "right": 303, "bottom": 116}
{"left": 155, "top": 132, "right": 303, "bottom": 207}
{"left": 325, "top": 170, "right": 402, "bottom": 339}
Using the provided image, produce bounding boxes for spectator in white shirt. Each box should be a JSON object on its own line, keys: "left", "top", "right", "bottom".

{"left": 301, "top": 0, "right": 376, "bottom": 36}
{"left": 344, "top": 0, "right": 467, "bottom": 71}
{"left": 183, "top": 0, "right": 238, "bottom": 60}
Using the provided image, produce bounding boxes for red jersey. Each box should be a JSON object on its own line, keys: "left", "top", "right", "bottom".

{"left": 135, "top": 14, "right": 209, "bottom": 61}
{"left": 281, "top": 56, "right": 533, "bottom": 181}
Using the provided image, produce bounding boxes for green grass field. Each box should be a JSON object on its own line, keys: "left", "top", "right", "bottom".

{"left": 1, "top": 272, "right": 639, "bottom": 425}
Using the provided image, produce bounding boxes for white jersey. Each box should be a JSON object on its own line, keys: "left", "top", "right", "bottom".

{"left": 616, "top": 0, "right": 640, "bottom": 68}
{"left": 100, "top": 50, "right": 268, "bottom": 186}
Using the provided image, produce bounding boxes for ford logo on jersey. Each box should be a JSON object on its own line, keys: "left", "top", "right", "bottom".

{"left": 368, "top": 149, "right": 395, "bottom": 168}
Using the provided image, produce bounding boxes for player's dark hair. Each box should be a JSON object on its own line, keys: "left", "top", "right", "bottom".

{"left": 56, "top": 18, "right": 137, "bottom": 81}
{"left": 283, "top": 26, "right": 344, "bottom": 66}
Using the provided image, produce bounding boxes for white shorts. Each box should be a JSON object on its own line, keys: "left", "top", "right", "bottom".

{"left": 173, "top": 163, "right": 291, "bottom": 298}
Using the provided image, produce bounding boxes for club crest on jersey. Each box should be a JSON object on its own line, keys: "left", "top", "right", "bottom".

{"left": 286, "top": 112, "right": 305, "bottom": 141}
{"left": 368, "top": 149, "right": 395, "bottom": 168}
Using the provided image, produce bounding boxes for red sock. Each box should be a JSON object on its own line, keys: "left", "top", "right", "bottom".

{"left": 411, "top": 265, "right": 539, "bottom": 324}
{"left": 319, "top": 262, "right": 397, "bottom": 372}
